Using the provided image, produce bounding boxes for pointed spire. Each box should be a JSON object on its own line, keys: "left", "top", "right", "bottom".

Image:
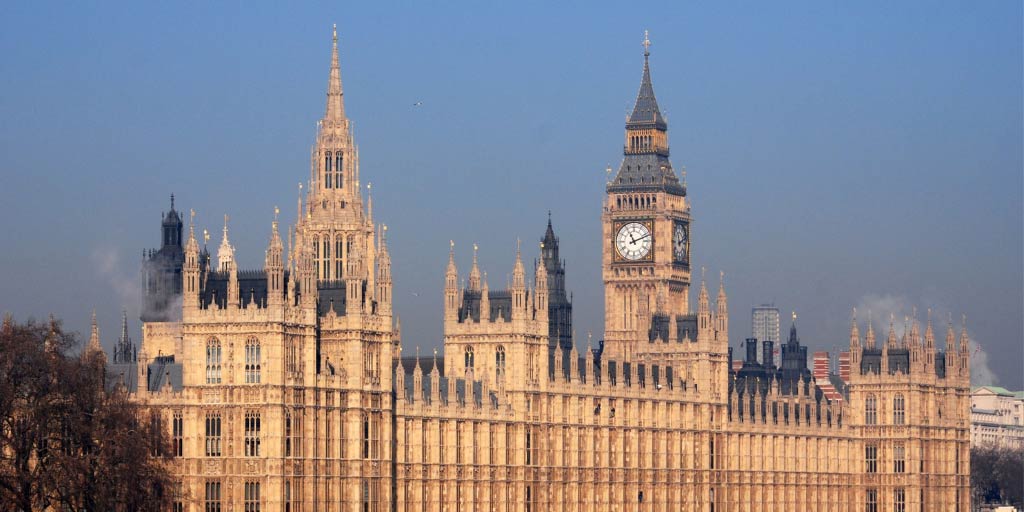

{"left": 87, "top": 310, "right": 101, "bottom": 353}
{"left": 886, "top": 314, "right": 898, "bottom": 348}
{"left": 716, "top": 270, "right": 727, "bottom": 312}
{"left": 959, "top": 314, "right": 969, "bottom": 353}
{"left": 697, "top": 268, "right": 709, "bottom": 313}
{"left": 865, "top": 311, "right": 876, "bottom": 348}
{"left": 217, "top": 214, "right": 234, "bottom": 271}
{"left": 850, "top": 308, "right": 861, "bottom": 348}
{"left": 924, "top": 308, "right": 935, "bottom": 349}
{"left": 628, "top": 30, "right": 666, "bottom": 129}
{"left": 468, "top": 243, "right": 481, "bottom": 290}
{"left": 945, "top": 315, "right": 956, "bottom": 350}
{"left": 324, "top": 24, "right": 346, "bottom": 122}
{"left": 120, "top": 309, "right": 129, "bottom": 342}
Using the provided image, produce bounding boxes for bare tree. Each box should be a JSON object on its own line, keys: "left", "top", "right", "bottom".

{"left": 0, "top": 315, "right": 174, "bottom": 511}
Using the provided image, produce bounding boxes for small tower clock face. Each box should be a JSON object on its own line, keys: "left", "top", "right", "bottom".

{"left": 615, "top": 222, "right": 652, "bottom": 261}
{"left": 673, "top": 222, "right": 688, "bottom": 263}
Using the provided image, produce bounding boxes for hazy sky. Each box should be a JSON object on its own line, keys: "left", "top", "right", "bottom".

{"left": 1, "top": 2, "right": 1020, "bottom": 388}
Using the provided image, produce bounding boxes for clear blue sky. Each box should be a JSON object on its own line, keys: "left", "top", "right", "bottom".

{"left": 1, "top": 2, "right": 1020, "bottom": 387}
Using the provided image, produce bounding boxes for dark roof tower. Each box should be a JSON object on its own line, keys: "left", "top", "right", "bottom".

{"left": 607, "top": 31, "right": 685, "bottom": 196}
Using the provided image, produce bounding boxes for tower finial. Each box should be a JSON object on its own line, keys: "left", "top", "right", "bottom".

{"left": 333, "top": 23, "right": 337, "bottom": 42}
{"left": 170, "top": 193, "right": 175, "bottom": 211}
{"left": 643, "top": 29, "right": 651, "bottom": 57}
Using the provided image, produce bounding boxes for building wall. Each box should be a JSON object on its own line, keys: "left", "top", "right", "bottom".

{"left": 971, "top": 387, "right": 1024, "bottom": 450}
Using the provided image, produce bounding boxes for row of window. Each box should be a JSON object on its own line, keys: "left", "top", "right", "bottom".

{"left": 865, "top": 487, "right": 906, "bottom": 512}
{"left": 865, "top": 442, "right": 906, "bottom": 473}
{"left": 323, "top": 152, "right": 344, "bottom": 189}
{"left": 312, "top": 235, "right": 356, "bottom": 280}
{"left": 462, "top": 346, "right": 506, "bottom": 371}
{"left": 205, "top": 337, "right": 262, "bottom": 384}
{"left": 177, "top": 409, "right": 381, "bottom": 460}
{"left": 864, "top": 393, "right": 906, "bottom": 425}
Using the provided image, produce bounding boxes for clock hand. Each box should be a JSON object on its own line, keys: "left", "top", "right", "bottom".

{"left": 634, "top": 233, "right": 651, "bottom": 242}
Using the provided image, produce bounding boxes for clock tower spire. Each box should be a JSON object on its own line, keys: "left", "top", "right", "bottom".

{"left": 602, "top": 32, "right": 692, "bottom": 360}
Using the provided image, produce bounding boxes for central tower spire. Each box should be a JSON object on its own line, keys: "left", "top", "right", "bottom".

{"left": 607, "top": 32, "right": 684, "bottom": 196}
{"left": 325, "top": 23, "right": 346, "bottom": 123}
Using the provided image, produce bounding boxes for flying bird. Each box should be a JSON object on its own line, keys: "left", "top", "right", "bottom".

{"left": 413, "top": 101, "right": 423, "bottom": 108}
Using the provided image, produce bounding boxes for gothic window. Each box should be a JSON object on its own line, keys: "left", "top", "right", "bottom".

{"left": 172, "top": 411, "right": 183, "bottom": 457}
{"left": 325, "top": 152, "right": 333, "bottom": 189}
{"left": 894, "top": 442, "right": 905, "bottom": 473}
{"left": 205, "top": 413, "right": 222, "bottom": 457}
{"left": 245, "top": 337, "right": 261, "bottom": 384}
{"left": 335, "top": 237, "right": 343, "bottom": 278}
{"left": 205, "top": 338, "right": 221, "bottom": 384}
{"left": 894, "top": 488, "right": 906, "bottom": 512}
{"left": 865, "top": 394, "right": 877, "bottom": 425}
{"left": 362, "top": 414, "right": 370, "bottom": 459}
{"left": 335, "top": 153, "right": 343, "bottom": 189}
{"left": 285, "top": 411, "right": 293, "bottom": 457}
{"left": 205, "top": 481, "right": 222, "bottom": 512}
{"left": 893, "top": 394, "right": 905, "bottom": 425}
{"left": 361, "top": 479, "right": 371, "bottom": 512}
{"left": 495, "top": 346, "right": 506, "bottom": 374}
{"left": 314, "top": 236, "right": 320, "bottom": 278}
{"left": 245, "top": 411, "right": 261, "bottom": 457}
{"left": 323, "top": 238, "right": 331, "bottom": 280}
{"left": 464, "top": 346, "right": 474, "bottom": 369}
{"left": 284, "top": 480, "right": 291, "bottom": 512}
{"left": 525, "top": 427, "right": 533, "bottom": 465}
{"left": 865, "top": 488, "right": 878, "bottom": 512}
{"left": 244, "top": 481, "right": 260, "bottom": 512}
{"left": 865, "top": 443, "right": 877, "bottom": 473}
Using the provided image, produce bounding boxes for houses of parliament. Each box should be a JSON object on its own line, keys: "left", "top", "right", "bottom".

{"left": 104, "top": 26, "right": 972, "bottom": 512}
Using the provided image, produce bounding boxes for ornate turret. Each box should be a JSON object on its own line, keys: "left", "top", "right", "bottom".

{"left": 376, "top": 225, "right": 392, "bottom": 315}
{"left": 183, "top": 210, "right": 200, "bottom": 311}
{"left": 534, "top": 247, "right": 549, "bottom": 325}
{"left": 266, "top": 208, "right": 285, "bottom": 307}
{"left": 87, "top": 310, "right": 104, "bottom": 359}
{"left": 468, "top": 244, "right": 481, "bottom": 291}
{"left": 697, "top": 272, "right": 710, "bottom": 343}
{"left": 511, "top": 241, "right": 527, "bottom": 318}
{"left": 112, "top": 309, "right": 136, "bottom": 364}
{"left": 218, "top": 214, "right": 234, "bottom": 272}
{"left": 445, "top": 241, "right": 458, "bottom": 321}
{"left": 715, "top": 271, "right": 728, "bottom": 344}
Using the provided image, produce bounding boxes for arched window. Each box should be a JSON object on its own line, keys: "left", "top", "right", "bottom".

{"left": 335, "top": 236, "right": 343, "bottom": 278}
{"left": 464, "top": 346, "right": 474, "bottom": 369}
{"left": 335, "top": 153, "right": 343, "bottom": 189}
{"left": 206, "top": 338, "right": 221, "bottom": 384}
{"left": 325, "top": 152, "right": 333, "bottom": 188}
{"left": 893, "top": 394, "right": 905, "bottom": 425}
{"left": 495, "top": 346, "right": 506, "bottom": 374}
{"left": 865, "top": 393, "right": 877, "bottom": 425}
{"left": 245, "top": 336, "right": 261, "bottom": 384}
{"left": 361, "top": 414, "right": 370, "bottom": 459}
{"left": 323, "top": 238, "right": 331, "bottom": 280}
{"left": 313, "top": 236, "right": 320, "bottom": 278}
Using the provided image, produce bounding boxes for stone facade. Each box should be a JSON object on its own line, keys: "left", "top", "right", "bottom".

{"left": 127, "top": 28, "right": 972, "bottom": 512}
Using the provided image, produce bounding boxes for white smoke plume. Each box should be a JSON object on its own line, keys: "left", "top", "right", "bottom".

{"left": 970, "top": 341, "right": 999, "bottom": 387}
{"left": 91, "top": 246, "right": 140, "bottom": 315}
{"left": 855, "top": 293, "right": 999, "bottom": 387}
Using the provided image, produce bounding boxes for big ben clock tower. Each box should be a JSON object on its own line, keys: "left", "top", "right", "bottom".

{"left": 603, "top": 32, "right": 691, "bottom": 359}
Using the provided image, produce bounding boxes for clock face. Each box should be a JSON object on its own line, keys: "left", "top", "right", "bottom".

{"left": 615, "top": 222, "right": 652, "bottom": 261}
{"left": 673, "top": 222, "right": 689, "bottom": 264}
